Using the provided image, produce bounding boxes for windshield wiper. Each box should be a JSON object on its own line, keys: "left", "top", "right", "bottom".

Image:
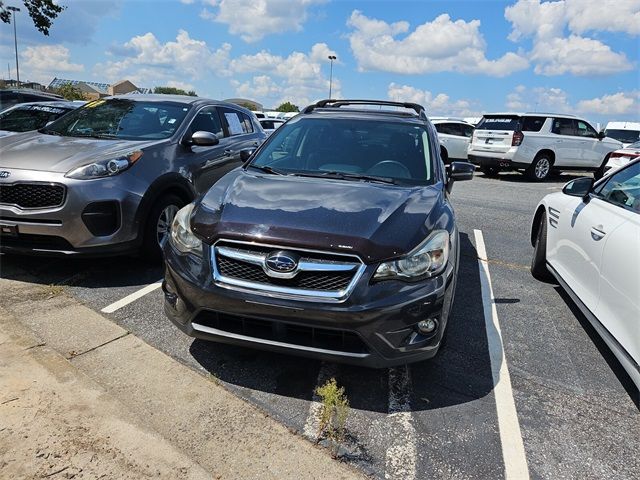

{"left": 294, "top": 171, "right": 398, "bottom": 185}
{"left": 38, "top": 128, "right": 63, "bottom": 136}
{"left": 247, "top": 164, "right": 286, "bottom": 175}
{"left": 71, "top": 132, "right": 117, "bottom": 139}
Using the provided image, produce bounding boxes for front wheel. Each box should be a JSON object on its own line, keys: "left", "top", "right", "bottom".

{"left": 526, "top": 154, "right": 553, "bottom": 181}
{"left": 142, "top": 193, "right": 185, "bottom": 261}
{"left": 531, "top": 212, "right": 553, "bottom": 282}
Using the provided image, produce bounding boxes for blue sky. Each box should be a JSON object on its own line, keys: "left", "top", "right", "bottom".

{"left": 1, "top": 0, "right": 638, "bottom": 123}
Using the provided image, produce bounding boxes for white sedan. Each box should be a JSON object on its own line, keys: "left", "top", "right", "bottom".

{"left": 530, "top": 158, "right": 640, "bottom": 391}
{"left": 605, "top": 140, "right": 640, "bottom": 175}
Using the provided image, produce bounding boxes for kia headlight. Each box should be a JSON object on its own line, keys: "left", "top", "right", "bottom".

{"left": 170, "top": 203, "right": 202, "bottom": 254}
{"left": 65, "top": 151, "right": 142, "bottom": 180}
{"left": 374, "top": 230, "right": 450, "bottom": 280}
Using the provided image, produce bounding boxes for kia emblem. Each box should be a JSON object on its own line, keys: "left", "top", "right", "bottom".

{"left": 0, "top": 171, "right": 10, "bottom": 179}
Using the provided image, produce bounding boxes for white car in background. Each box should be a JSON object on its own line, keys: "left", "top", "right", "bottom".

{"left": 431, "top": 118, "right": 474, "bottom": 163}
{"left": 605, "top": 141, "right": 640, "bottom": 174}
{"left": 604, "top": 121, "right": 640, "bottom": 147}
{"left": 530, "top": 158, "right": 640, "bottom": 391}
{"left": 258, "top": 118, "right": 285, "bottom": 136}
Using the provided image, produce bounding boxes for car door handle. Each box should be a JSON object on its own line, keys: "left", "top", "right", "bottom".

{"left": 224, "top": 149, "right": 233, "bottom": 155}
{"left": 590, "top": 225, "right": 606, "bottom": 240}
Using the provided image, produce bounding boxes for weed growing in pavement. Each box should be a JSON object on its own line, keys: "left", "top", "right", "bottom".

{"left": 316, "top": 377, "right": 350, "bottom": 456}
{"left": 42, "top": 284, "right": 64, "bottom": 298}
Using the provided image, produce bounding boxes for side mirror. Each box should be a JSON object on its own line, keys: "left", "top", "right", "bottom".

{"left": 562, "top": 177, "right": 594, "bottom": 201}
{"left": 446, "top": 161, "right": 475, "bottom": 193}
{"left": 189, "top": 131, "right": 219, "bottom": 147}
{"left": 597, "top": 131, "right": 605, "bottom": 140}
{"left": 240, "top": 149, "right": 255, "bottom": 162}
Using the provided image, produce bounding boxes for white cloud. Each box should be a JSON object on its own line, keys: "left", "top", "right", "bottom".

{"left": 505, "top": 0, "right": 637, "bottom": 76}
{"left": 96, "top": 30, "right": 231, "bottom": 87}
{"left": 229, "top": 43, "right": 339, "bottom": 107}
{"left": 387, "top": 83, "right": 479, "bottom": 117}
{"left": 200, "top": 0, "right": 325, "bottom": 42}
{"left": 531, "top": 35, "right": 631, "bottom": 75}
{"left": 21, "top": 45, "right": 84, "bottom": 84}
{"left": 577, "top": 92, "right": 639, "bottom": 115}
{"left": 166, "top": 80, "right": 196, "bottom": 92}
{"left": 504, "top": 85, "right": 572, "bottom": 112}
{"left": 347, "top": 11, "right": 528, "bottom": 77}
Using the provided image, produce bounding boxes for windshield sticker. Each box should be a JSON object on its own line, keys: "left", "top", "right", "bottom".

{"left": 225, "top": 112, "right": 244, "bottom": 135}
{"left": 85, "top": 100, "right": 105, "bottom": 108}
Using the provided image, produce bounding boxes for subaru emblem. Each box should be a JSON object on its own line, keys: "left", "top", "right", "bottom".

{"left": 0, "top": 171, "right": 10, "bottom": 179}
{"left": 265, "top": 251, "right": 298, "bottom": 273}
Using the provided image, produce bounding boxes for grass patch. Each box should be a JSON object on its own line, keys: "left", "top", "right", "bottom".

{"left": 316, "top": 377, "right": 350, "bottom": 455}
{"left": 41, "top": 284, "right": 64, "bottom": 298}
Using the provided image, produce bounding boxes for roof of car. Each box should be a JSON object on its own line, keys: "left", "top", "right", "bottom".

{"left": 104, "top": 94, "right": 255, "bottom": 113}
{"left": 300, "top": 99, "right": 429, "bottom": 124}
{"left": 0, "top": 88, "right": 64, "bottom": 99}
{"left": 605, "top": 121, "right": 640, "bottom": 129}
{"left": 430, "top": 117, "right": 474, "bottom": 125}
{"left": 12, "top": 101, "right": 84, "bottom": 109}
{"left": 482, "top": 112, "right": 578, "bottom": 118}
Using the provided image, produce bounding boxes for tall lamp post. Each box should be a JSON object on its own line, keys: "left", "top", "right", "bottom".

{"left": 7, "top": 6, "right": 20, "bottom": 87}
{"left": 328, "top": 55, "right": 336, "bottom": 99}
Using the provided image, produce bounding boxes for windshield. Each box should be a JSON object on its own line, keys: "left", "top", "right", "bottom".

{"left": 43, "top": 98, "right": 191, "bottom": 140}
{"left": 0, "top": 104, "right": 72, "bottom": 132}
{"left": 476, "top": 116, "right": 521, "bottom": 131}
{"left": 604, "top": 129, "right": 640, "bottom": 144}
{"left": 249, "top": 117, "right": 434, "bottom": 184}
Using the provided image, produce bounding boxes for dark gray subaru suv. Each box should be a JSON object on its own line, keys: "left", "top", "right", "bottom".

{"left": 0, "top": 95, "right": 265, "bottom": 258}
{"left": 163, "top": 100, "right": 475, "bottom": 367}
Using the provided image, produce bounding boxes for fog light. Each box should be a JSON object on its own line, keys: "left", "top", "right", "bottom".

{"left": 417, "top": 318, "right": 438, "bottom": 335}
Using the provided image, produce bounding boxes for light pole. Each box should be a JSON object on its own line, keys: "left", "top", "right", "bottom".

{"left": 7, "top": 6, "right": 20, "bottom": 87}
{"left": 328, "top": 55, "right": 336, "bottom": 99}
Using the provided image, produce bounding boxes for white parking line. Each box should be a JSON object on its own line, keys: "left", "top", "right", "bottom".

{"left": 385, "top": 366, "right": 417, "bottom": 480}
{"left": 101, "top": 281, "right": 163, "bottom": 314}
{"left": 302, "top": 362, "right": 338, "bottom": 440}
{"left": 474, "top": 229, "right": 530, "bottom": 480}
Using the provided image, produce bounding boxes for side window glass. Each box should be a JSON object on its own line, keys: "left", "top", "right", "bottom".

{"left": 241, "top": 113, "right": 254, "bottom": 133}
{"left": 596, "top": 162, "right": 640, "bottom": 213}
{"left": 552, "top": 118, "right": 576, "bottom": 136}
{"left": 434, "top": 123, "right": 444, "bottom": 134}
{"left": 462, "top": 125, "right": 474, "bottom": 138}
{"left": 220, "top": 108, "right": 247, "bottom": 136}
{"left": 190, "top": 107, "right": 224, "bottom": 138}
{"left": 522, "top": 116, "right": 546, "bottom": 132}
{"left": 577, "top": 121, "right": 597, "bottom": 138}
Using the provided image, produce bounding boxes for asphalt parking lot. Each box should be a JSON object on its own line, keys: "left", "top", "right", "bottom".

{"left": 1, "top": 171, "right": 638, "bottom": 480}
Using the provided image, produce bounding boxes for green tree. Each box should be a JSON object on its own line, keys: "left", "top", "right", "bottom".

{"left": 53, "top": 83, "right": 84, "bottom": 100}
{"left": 153, "top": 86, "right": 197, "bottom": 96}
{"left": 275, "top": 101, "right": 299, "bottom": 113}
{"left": 0, "top": 0, "right": 65, "bottom": 36}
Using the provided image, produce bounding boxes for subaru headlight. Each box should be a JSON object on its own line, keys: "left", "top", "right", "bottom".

{"left": 374, "top": 230, "right": 450, "bottom": 281}
{"left": 65, "top": 151, "right": 143, "bottom": 180}
{"left": 170, "top": 203, "right": 202, "bottom": 254}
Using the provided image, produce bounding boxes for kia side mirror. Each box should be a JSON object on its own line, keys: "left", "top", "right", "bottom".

{"left": 446, "top": 161, "right": 475, "bottom": 193}
{"left": 191, "top": 131, "right": 220, "bottom": 147}
{"left": 562, "top": 177, "right": 594, "bottom": 201}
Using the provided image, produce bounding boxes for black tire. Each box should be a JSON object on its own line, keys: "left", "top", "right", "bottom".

{"left": 593, "top": 155, "right": 610, "bottom": 180}
{"left": 481, "top": 166, "right": 500, "bottom": 177}
{"left": 141, "top": 193, "right": 185, "bottom": 262}
{"left": 531, "top": 212, "right": 554, "bottom": 282}
{"left": 526, "top": 153, "right": 553, "bottom": 181}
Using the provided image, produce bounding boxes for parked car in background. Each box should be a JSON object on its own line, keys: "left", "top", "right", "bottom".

{"left": 163, "top": 99, "right": 475, "bottom": 367}
{"left": 251, "top": 111, "right": 266, "bottom": 119}
{"left": 431, "top": 117, "right": 474, "bottom": 163}
{"left": 604, "top": 121, "right": 640, "bottom": 147}
{"left": 468, "top": 113, "right": 622, "bottom": 180}
{"left": 0, "top": 94, "right": 266, "bottom": 259}
{"left": 530, "top": 158, "right": 640, "bottom": 391}
{"left": 0, "top": 101, "right": 84, "bottom": 137}
{"left": 604, "top": 141, "right": 640, "bottom": 175}
{"left": 0, "top": 88, "right": 64, "bottom": 111}
{"left": 258, "top": 118, "right": 285, "bottom": 136}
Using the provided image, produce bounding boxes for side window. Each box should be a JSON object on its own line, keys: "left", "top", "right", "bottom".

{"left": 434, "top": 123, "right": 444, "bottom": 134}
{"left": 596, "top": 162, "right": 640, "bottom": 213}
{"left": 577, "top": 120, "right": 597, "bottom": 138}
{"left": 462, "top": 124, "right": 474, "bottom": 138}
{"left": 552, "top": 118, "right": 576, "bottom": 136}
{"left": 522, "top": 116, "right": 546, "bottom": 132}
{"left": 189, "top": 107, "right": 224, "bottom": 138}
{"left": 240, "top": 112, "right": 254, "bottom": 133}
{"left": 220, "top": 108, "right": 249, "bottom": 136}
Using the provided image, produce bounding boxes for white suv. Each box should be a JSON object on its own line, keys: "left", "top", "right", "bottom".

{"left": 467, "top": 113, "right": 622, "bottom": 181}
{"left": 431, "top": 118, "right": 474, "bottom": 162}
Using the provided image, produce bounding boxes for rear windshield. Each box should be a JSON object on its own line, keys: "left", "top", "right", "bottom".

{"left": 0, "top": 104, "right": 73, "bottom": 132}
{"left": 250, "top": 117, "right": 434, "bottom": 185}
{"left": 604, "top": 129, "right": 640, "bottom": 144}
{"left": 476, "top": 116, "right": 520, "bottom": 131}
{"left": 43, "top": 98, "right": 191, "bottom": 140}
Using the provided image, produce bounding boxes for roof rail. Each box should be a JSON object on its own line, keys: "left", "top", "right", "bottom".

{"left": 302, "top": 99, "right": 427, "bottom": 120}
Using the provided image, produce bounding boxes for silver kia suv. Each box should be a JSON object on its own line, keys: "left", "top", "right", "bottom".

{"left": 0, "top": 94, "right": 266, "bottom": 258}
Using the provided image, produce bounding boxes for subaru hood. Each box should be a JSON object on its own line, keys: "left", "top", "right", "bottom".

{"left": 192, "top": 170, "right": 449, "bottom": 263}
{"left": 0, "top": 131, "right": 161, "bottom": 173}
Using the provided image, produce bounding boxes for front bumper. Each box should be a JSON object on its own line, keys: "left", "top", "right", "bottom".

{"left": 0, "top": 168, "right": 144, "bottom": 255}
{"left": 163, "top": 243, "right": 458, "bottom": 368}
